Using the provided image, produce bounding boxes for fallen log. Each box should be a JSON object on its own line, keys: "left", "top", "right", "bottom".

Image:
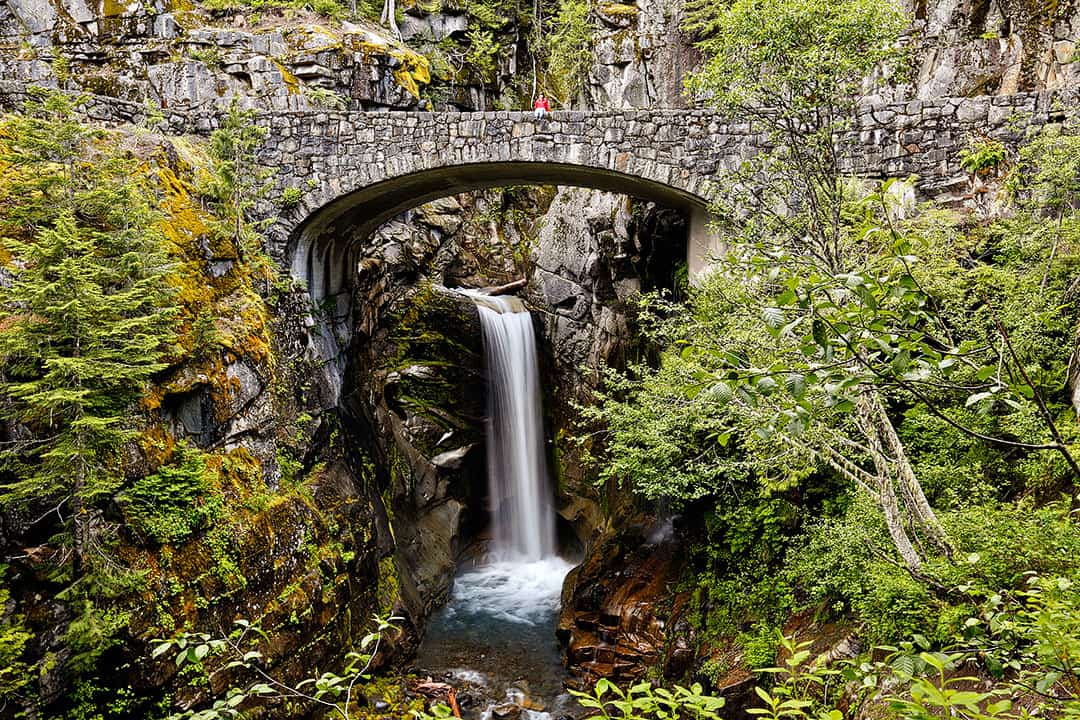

{"left": 480, "top": 278, "right": 527, "bottom": 295}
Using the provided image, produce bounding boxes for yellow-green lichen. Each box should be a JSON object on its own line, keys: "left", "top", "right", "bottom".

{"left": 272, "top": 60, "right": 302, "bottom": 94}
{"left": 599, "top": 2, "right": 639, "bottom": 17}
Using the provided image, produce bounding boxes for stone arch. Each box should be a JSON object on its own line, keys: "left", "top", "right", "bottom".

{"left": 286, "top": 161, "right": 718, "bottom": 303}
{"left": 251, "top": 110, "right": 732, "bottom": 403}
{"left": 256, "top": 110, "right": 730, "bottom": 300}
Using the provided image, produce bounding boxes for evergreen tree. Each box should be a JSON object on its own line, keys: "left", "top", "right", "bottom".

{"left": 201, "top": 101, "right": 272, "bottom": 268}
{"left": 0, "top": 88, "right": 177, "bottom": 585}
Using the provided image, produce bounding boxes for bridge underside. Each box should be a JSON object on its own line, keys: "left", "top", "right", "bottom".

{"left": 289, "top": 161, "right": 718, "bottom": 302}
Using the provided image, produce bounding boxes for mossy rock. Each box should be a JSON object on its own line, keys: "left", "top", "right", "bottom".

{"left": 599, "top": 2, "right": 640, "bottom": 17}
{"left": 383, "top": 285, "right": 484, "bottom": 447}
{"left": 598, "top": 1, "right": 639, "bottom": 27}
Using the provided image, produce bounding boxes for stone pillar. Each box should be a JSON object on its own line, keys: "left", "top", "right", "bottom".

{"left": 687, "top": 205, "right": 724, "bottom": 285}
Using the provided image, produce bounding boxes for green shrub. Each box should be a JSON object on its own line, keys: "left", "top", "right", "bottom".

{"left": 280, "top": 186, "right": 304, "bottom": 209}
{"left": 122, "top": 445, "right": 220, "bottom": 544}
{"left": 786, "top": 496, "right": 937, "bottom": 642}
{"left": 959, "top": 137, "right": 1008, "bottom": 174}
{"left": 739, "top": 622, "right": 779, "bottom": 670}
{"left": 0, "top": 565, "right": 31, "bottom": 702}
{"left": 201, "top": 0, "right": 349, "bottom": 18}
{"left": 301, "top": 85, "right": 347, "bottom": 110}
{"left": 787, "top": 496, "right": 1080, "bottom": 645}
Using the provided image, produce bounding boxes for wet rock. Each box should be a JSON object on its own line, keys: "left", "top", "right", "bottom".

{"left": 400, "top": 12, "right": 468, "bottom": 42}
{"left": 430, "top": 445, "right": 474, "bottom": 470}
{"left": 491, "top": 702, "right": 521, "bottom": 719}
{"left": 340, "top": 281, "right": 486, "bottom": 629}
{"left": 558, "top": 529, "right": 689, "bottom": 688}
{"left": 414, "top": 680, "right": 455, "bottom": 699}
{"left": 518, "top": 694, "right": 546, "bottom": 712}
{"left": 415, "top": 196, "right": 464, "bottom": 234}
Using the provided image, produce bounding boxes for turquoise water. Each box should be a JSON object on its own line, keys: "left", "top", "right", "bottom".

{"left": 415, "top": 557, "right": 579, "bottom": 719}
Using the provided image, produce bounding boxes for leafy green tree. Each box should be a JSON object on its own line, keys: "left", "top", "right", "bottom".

{"left": 672, "top": 0, "right": 1080, "bottom": 575}
{"left": 1009, "top": 125, "right": 1080, "bottom": 292}
{"left": 676, "top": 2, "right": 948, "bottom": 572}
{"left": 465, "top": 27, "right": 501, "bottom": 91}
{"left": 547, "top": 0, "right": 593, "bottom": 104}
{"left": 684, "top": 0, "right": 908, "bottom": 271}
{"left": 0, "top": 88, "right": 178, "bottom": 666}
{"left": 595, "top": 176, "right": 1080, "bottom": 574}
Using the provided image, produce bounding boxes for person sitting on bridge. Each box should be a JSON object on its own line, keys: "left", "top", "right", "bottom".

{"left": 533, "top": 94, "right": 550, "bottom": 121}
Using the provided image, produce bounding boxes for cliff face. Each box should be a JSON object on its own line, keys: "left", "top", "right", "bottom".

{"left": 0, "top": 127, "right": 397, "bottom": 714}
{"left": 1, "top": 0, "right": 1075, "bottom": 115}
{"left": 0, "top": 0, "right": 1076, "bottom": 714}
{"left": 898, "top": 0, "right": 1079, "bottom": 98}
{"left": 0, "top": 1, "right": 432, "bottom": 112}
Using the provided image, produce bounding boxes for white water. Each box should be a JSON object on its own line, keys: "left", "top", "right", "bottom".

{"left": 467, "top": 292, "right": 556, "bottom": 562}
{"left": 444, "top": 557, "right": 574, "bottom": 626}
{"left": 416, "top": 557, "right": 576, "bottom": 719}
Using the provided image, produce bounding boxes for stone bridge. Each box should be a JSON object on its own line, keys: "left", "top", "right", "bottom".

{"left": 248, "top": 90, "right": 1074, "bottom": 306}
{"left": 1, "top": 85, "right": 1071, "bottom": 301}
{"left": 1, "top": 85, "right": 1070, "bottom": 402}
{"left": 259, "top": 109, "right": 736, "bottom": 302}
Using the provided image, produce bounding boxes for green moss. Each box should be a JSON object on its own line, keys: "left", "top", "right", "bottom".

{"left": 390, "top": 286, "right": 473, "bottom": 358}
{"left": 342, "top": 36, "right": 432, "bottom": 99}
{"left": 376, "top": 555, "right": 400, "bottom": 615}
{"left": 382, "top": 284, "right": 484, "bottom": 447}
{"left": 121, "top": 444, "right": 221, "bottom": 544}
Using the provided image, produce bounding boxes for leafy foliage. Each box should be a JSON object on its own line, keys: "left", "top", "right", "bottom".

{"left": 0, "top": 565, "right": 32, "bottom": 704}
{"left": 585, "top": 0, "right": 1080, "bottom": 679}
{"left": 465, "top": 27, "right": 501, "bottom": 84}
{"left": 547, "top": 0, "right": 593, "bottom": 103}
{"left": 569, "top": 679, "right": 726, "bottom": 720}
{"left": 959, "top": 137, "right": 1008, "bottom": 175}
{"left": 685, "top": 0, "right": 906, "bottom": 115}
{"left": 199, "top": 0, "right": 352, "bottom": 20}
{"left": 199, "top": 101, "right": 274, "bottom": 274}
{"left": 154, "top": 616, "right": 399, "bottom": 719}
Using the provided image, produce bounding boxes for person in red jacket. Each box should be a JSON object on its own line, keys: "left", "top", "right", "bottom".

{"left": 533, "top": 94, "right": 550, "bottom": 121}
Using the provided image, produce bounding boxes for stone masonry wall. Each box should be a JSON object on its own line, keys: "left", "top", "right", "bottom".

{"left": 2, "top": 84, "right": 1075, "bottom": 274}
{"left": 4, "top": 85, "right": 1075, "bottom": 264}
{"left": 256, "top": 89, "right": 1079, "bottom": 264}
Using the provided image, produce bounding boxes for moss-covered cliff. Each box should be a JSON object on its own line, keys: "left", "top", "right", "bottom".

{"left": 0, "top": 99, "right": 402, "bottom": 718}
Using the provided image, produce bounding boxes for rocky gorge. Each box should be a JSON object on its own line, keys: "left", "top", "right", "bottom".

{"left": 1, "top": 0, "right": 1080, "bottom": 717}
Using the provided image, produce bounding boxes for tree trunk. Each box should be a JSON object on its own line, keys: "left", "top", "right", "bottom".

{"left": 856, "top": 393, "right": 923, "bottom": 572}
{"left": 381, "top": 0, "right": 401, "bottom": 38}
{"left": 865, "top": 392, "right": 952, "bottom": 556}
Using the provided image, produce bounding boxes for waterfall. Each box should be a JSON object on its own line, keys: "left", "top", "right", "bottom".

{"left": 466, "top": 292, "right": 556, "bottom": 562}
{"left": 416, "top": 291, "right": 574, "bottom": 720}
